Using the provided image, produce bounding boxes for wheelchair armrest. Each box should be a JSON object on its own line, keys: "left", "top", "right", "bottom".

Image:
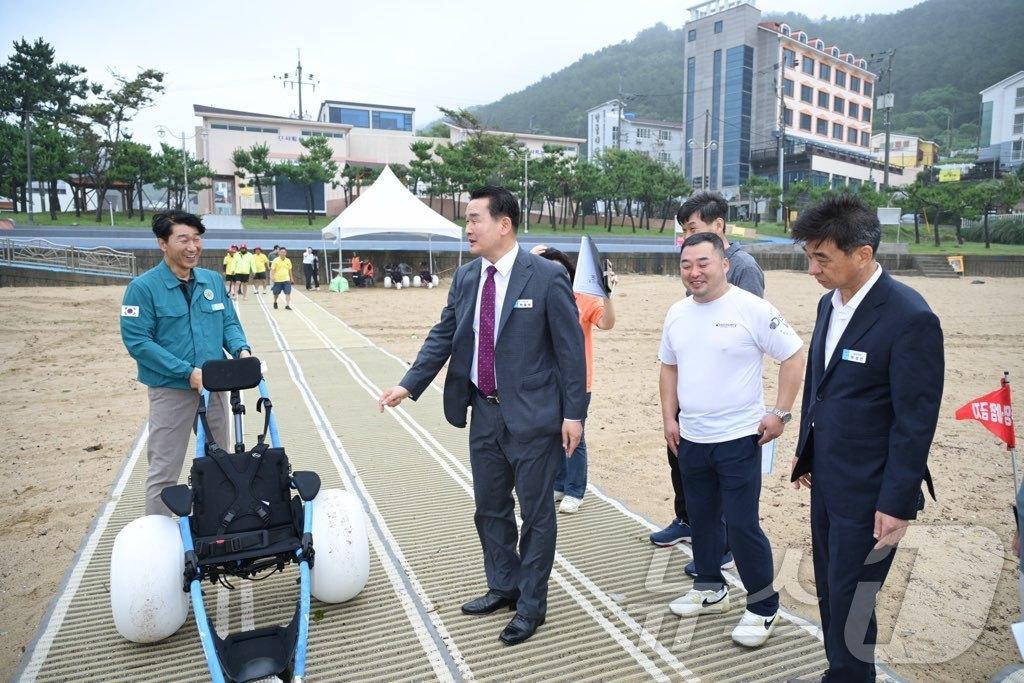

{"left": 291, "top": 471, "right": 321, "bottom": 501}
{"left": 160, "top": 484, "right": 193, "bottom": 517}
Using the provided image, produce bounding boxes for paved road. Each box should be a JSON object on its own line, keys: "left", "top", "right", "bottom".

{"left": 6, "top": 225, "right": 794, "bottom": 253}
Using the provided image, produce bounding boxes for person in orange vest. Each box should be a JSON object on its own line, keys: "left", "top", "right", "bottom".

{"left": 361, "top": 261, "right": 374, "bottom": 286}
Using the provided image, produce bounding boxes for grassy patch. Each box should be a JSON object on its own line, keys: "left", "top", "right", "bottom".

{"left": 1, "top": 211, "right": 153, "bottom": 229}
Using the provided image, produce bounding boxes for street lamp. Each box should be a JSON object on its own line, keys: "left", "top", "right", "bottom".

{"left": 688, "top": 137, "right": 718, "bottom": 191}
{"left": 513, "top": 148, "right": 534, "bottom": 234}
{"left": 157, "top": 125, "right": 207, "bottom": 212}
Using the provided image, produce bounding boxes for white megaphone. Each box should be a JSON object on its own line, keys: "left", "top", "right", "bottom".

{"left": 573, "top": 235, "right": 611, "bottom": 299}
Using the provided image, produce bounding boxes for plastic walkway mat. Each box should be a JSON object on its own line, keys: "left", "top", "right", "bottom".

{"left": 17, "top": 291, "right": 837, "bottom": 682}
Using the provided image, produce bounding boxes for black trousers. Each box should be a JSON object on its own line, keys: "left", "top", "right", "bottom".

{"left": 303, "top": 263, "right": 317, "bottom": 289}
{"left": 667, "top": 409, "right": 728, "bottom": 553}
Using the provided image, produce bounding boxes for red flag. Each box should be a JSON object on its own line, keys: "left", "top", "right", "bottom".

{"left": 955, "top": 384, "right": 1016, "bottom": 448}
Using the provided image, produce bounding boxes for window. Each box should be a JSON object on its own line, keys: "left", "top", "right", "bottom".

{"left": 1013, "top": 139, "right": 1024, "bottom": 161}
{"left": 659, "top": 129, "right": 672, "bottom": 140}
{"left": 816, "top": 118, "right": 829, "bottom": 135}
{"left": 847, "top": 127, "right": 858, "bottom": 144}
{"left": 637, "top": 127, "right": 651, "bottom": 139}
{"left": 861, "top": 131, "right": 870, "bottom": 147}
{"left": 849, "top": 102, "right": 860, "bottom": 119}
{"left": 1014, "top": 113, "right": 1024, "bottom": 136}
{"left": 659, "top": 151, "right": 671, "bottom": 162}
{"left": 372, "top": 110, "right": 412, "bottom": 131}
{"left": 332, "top": 107, "right": 370, "bottom": 128}
{"left": 1016, "top": 87, "right": 1024, "bottom": 108}
{"left": 817, "top": 90, "right": 829, "bottom": 108}
{"left": 800, "top": 84, "right": 813, "bottom": 103}
{"left": 802, "top": 57, "right": 815, "bottom": 75}
{"left": 800, "top": 113, "right": 812, "bottom": 131}
{"left": 782, "top": 48, "right": 796, "bottom": 67}
{"left": 819, "top": 63, "right": 831, "bottom": 81}
{"left": 782, "top": 78, "right": 794, "bottom": 97}
{"left": 833, "top": 96, "right": 845, "bottom": 114}
{"left": 211, "top": 123, "right": 228, "bottom": 130}
{"left": 833, "top": 122, "right": 844, "bottom": 140}
{"left": 863, "top": 81, "right": 873, "bottom": 97}
{"left": 832, "top": 174, "right": 846, "bottom": 189}
{"left": 862, "top": 106, "right": 872, "bottom": 122}
{"left": 850, "top": 75, "right": 861, "bottom": 93}
{"left": 688, "top": 29, "right": 696, "bottom": 41}
{"left": 227, "top": 124, "right": 244, "bottom": 131}
{"left": 245, "top": 126, "right": 278, "bottom": 133}
{"left": 784, "top": 107, "right": 793, "bottom": 125}
{"left": 835, "top": 70, "right": 846, "bottom": 87}
{"left": 722, "top": 44, "right": 753, "bottom": 187}
{"left": 714, "top": 20, "right": 723, "bottom": 33}
{"left": 302, "top": 130, "right": 344, "bottom": 139}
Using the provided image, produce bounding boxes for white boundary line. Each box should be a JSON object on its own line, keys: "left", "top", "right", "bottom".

{"left": 17, "top": 423, "right": 149, "bottom": 683}
{"left": 254, "top": 294, "right": 467, "bottom": 682}
{"left": 290, "top": 301, "right": 695, "bottom": 682}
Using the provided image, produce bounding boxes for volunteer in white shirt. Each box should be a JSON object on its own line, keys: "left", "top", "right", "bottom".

{"left": 660, "top": 232, "right": 805, "bottom": 649}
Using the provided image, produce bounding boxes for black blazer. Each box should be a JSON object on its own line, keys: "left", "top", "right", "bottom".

{"left": 400, "top": 247, "right": 587, "bottom": 440}
{"left": 791, "top": 270, "right": 944, "bottom": 520}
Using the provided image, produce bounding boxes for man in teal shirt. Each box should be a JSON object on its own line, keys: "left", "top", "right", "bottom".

{"left": 121, "top": 211, "right": 251, "bottom": 515}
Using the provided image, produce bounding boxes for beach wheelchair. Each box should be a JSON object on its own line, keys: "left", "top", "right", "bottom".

{"left": 110, "top": 357, "right": 369, "bottom": 682}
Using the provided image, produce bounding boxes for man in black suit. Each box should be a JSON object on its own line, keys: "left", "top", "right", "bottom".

{"left": 789, "top": 195, "right": 944, "bottom": 681}
{"left": 379, "top": 186, "right": 587, "bottom": 646}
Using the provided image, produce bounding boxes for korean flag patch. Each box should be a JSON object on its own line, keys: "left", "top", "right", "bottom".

{"left": 121, "top": 305, "right": 140, "bottom": 318}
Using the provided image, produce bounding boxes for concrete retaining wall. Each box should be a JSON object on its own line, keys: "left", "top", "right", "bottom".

{"left": 0, "top": 264, "right": 132, "bottom": 287}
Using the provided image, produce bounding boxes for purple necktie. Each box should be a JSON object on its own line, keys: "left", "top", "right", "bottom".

{"left": 478, "top": 265, "right": 497, "bottom": 396}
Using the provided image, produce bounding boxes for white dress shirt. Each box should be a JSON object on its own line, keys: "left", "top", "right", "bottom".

{"left": 470, "top": 243, "right": 519, "bottom": 389}
{"left": 824, "top": 263, "right": 883, "bottom": 366}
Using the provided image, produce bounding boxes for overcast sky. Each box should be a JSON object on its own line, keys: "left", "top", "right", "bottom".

{"left": 2, "top": 0, "right": 924, "bottom": 147}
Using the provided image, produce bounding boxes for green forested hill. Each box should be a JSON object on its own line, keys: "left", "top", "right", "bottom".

{"left": 467, "top": 0, "right": 1024, "bottom": 149}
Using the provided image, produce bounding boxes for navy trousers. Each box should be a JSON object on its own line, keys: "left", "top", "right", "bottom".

{"left": 468, "top": 391, "right": 561, "bottom": 618}
{"left": 678, "top": 434, "right": 778, "bottom": 616}
{"left": 811, "top": 482, "right": 897, "bottom": 682}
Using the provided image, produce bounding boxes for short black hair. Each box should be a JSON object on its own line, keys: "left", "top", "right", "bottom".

{"left": 469, "top": 185, "right": 520, "bottom": 232}
{"left": 152, "top": 211, "right": 205, "bottom": 240}
{"left": 536, "top": 247, "right": 576, "bottom": 282}
{"left": 681, "top": 231, "right": 726, "bottom": 258}
{"left": 791, "top": 194, "right": 881, "bottom": 255}
{"left": 676, "top": 191, "right": 729, "bottom": 225}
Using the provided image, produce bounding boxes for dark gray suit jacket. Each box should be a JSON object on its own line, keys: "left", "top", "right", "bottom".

{"left": 400, "top": 246, "right": 588, "bottom": 441}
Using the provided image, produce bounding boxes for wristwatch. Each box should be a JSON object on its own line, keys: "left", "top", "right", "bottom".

{"left": 768, "top": 407, "right": 792, "bottom": 424}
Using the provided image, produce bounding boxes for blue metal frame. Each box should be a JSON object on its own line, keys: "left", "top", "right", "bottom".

{"left": 176, "top": 382, "right": 313, "bottom": 682}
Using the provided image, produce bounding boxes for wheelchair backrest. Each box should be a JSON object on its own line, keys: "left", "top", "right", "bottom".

{"left": 190, "top": 446, "right": 295, "bottom": 538}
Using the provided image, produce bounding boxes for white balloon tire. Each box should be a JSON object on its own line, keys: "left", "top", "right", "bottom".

{"left": 383, "top": 276, "right": 393, "bottom": 288}
{"left": 413, "top": 275, "right": 422, "bottom": 287}
{"left": 310, "top": 489, "right": 370, "bottom": 603}
{"left": 110, "top": 515, "right": 189, "bottom": 643}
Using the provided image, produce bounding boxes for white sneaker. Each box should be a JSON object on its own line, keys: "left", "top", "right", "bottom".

{"left": 559, "top": 496, "right": 582, "bottom": 514}
{"left": 730, "top": 609, "right": 778, "bottom": 648}
{"left": 668, "top": 587, "right": 731, "bottom": 617}
{"left": 554, "top": 490, "right": 565, "bottom": 503}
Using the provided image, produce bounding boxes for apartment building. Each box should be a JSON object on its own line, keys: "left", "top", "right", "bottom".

{"left": 586, "top": 100, "right": 683, "bottom": 167}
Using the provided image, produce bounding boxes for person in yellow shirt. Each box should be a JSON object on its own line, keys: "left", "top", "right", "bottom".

{"left": 270, "top": 246, "right": 294, "bottom": 310}
{"left": 252, "top": 247, "right": 270, "bottom": 295}
{"left": 223, "top": 246, "right": 236, "bottom": 286}
{"left": 231, "top": 244, "right": 255, "bottom": 301}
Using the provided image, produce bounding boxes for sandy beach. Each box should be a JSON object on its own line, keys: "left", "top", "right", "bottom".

{"left": 2, "top": 270, "right": 1022, "bottom": 681}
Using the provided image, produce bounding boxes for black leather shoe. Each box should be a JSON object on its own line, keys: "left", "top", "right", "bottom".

{"left": 461, "top": 590, "right": 519, "bottom": 615}
{"left": 499, "top": 613, "right": 545, "bottom": 645}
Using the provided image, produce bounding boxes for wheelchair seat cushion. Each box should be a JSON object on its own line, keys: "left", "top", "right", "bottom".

{"left": 189, "top": 446, "right": 301, "bottom": 564}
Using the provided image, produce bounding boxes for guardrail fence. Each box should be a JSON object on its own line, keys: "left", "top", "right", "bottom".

{"left": 0, "top": 238, "right": 137, "bottom": 278}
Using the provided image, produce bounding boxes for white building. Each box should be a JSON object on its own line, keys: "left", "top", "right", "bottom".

{"left": 586, "top": 100, "right": 683, "bottom": 167}
{"left": 444, "top": 122, "right": 584, "bottom": 157}
{"left": 980, "top": 70, "right": 1024, "bottom": 169}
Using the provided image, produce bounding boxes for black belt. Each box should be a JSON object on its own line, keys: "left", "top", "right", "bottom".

{"left": 473, "top": 386, "right": 500, "bottom": 405}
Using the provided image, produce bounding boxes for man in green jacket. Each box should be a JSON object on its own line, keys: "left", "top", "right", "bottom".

{"left": 121, "top": 211, "right": 251, "bottom": 516}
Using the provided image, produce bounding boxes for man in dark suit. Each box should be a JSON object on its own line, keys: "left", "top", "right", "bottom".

{"left": 789, "top": 195, "right": 944, "bottom": 681}
{"left": 379, "top": 186, "right": 587, "bottom": 646}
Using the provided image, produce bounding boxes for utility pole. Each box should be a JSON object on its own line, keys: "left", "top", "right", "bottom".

{"left": 275, "top": 50, "right": 319, "bottom": 120}
{"left": 775, "top": 60, "right": 786, "bottom": 224}
{"left": 880, "top": 49, "right": 895, "bottom": 190}
{"left": 22, "top": 113, "right": 34, "bottom": 224}
{"left": 703, "top": 109, "right": 711, "bottom": 190}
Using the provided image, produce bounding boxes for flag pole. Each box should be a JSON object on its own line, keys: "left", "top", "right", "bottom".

{"left": 1006, "top": 371, "right": 1019, "bottom": 496}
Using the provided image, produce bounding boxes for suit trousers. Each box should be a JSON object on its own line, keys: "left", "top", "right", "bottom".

{"left": 145, "top": 387, "right": 229, "bottom": 516}
{"left": 811, "top": 476, "right": 897, "bottom": 682}
{"left": 468, "top": 390, "right": 561, "bottom": 619}
{"left": 678, "top": 434, "right": 778, "bottom": 616}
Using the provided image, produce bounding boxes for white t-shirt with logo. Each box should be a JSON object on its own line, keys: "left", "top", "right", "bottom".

{"left": 659, "top": 285, "right": 803, "bottom": 444}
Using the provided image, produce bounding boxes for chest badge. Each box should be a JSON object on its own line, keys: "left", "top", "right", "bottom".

{"left": 203, "top": 288, "right": 214, "bottom": 300}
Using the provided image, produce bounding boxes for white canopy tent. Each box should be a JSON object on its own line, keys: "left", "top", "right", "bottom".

{"left": 320, "top": 165, "right": 463, "bottom": 278}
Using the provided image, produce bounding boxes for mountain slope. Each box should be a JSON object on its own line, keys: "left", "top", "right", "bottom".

{"left": 468, "top": 0, "right": 1024, "bottom": 140}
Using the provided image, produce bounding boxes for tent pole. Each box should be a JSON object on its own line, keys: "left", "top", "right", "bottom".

{"left": 321, "top": 237, "right": 329, "bottom": 285}
{"left": 429, "top": 234, "right": 433, "bottom": 278}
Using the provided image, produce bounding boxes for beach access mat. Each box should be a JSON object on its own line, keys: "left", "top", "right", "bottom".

{"left": 17, "top": 291, "right": 839, "bottom": 682}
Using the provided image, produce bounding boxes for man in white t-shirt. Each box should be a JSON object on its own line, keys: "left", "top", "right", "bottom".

{"left": 660, "top": 232, "right": 805, "bottom": 648}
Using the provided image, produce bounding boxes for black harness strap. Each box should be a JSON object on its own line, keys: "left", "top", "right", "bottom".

{"left": 206, "top": 446, "right": 273, "bottom": 532}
